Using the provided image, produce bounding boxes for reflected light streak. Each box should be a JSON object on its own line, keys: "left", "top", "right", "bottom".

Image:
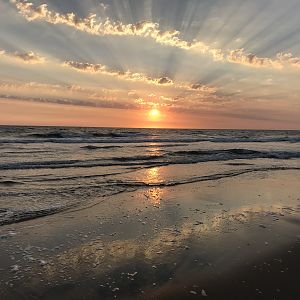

{"left": 145, "top": 167, "right": 164, "bottom": 204}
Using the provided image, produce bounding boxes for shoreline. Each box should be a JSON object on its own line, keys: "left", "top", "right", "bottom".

{"left": 0, "top": 169, "right": 300, "bottom": 299}
{"left": 1, "top": 163, "right": 299, "bottom": 227}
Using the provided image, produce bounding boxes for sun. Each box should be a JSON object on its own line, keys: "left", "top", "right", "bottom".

{"left": 149, "top": 108, "right": 161, "bottom": 121}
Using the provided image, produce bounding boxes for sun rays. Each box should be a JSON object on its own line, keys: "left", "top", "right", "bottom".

{"left": 0, "top": 0, "right": 299, "bottom": 128}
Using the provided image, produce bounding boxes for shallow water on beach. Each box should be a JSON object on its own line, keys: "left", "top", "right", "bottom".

{"left": 0, "top": 126, "right": 300, "bottom": 226}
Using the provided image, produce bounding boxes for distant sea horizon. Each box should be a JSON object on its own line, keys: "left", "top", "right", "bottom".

{"left": 1, "top": 124, "right": 299, "bottom": 131}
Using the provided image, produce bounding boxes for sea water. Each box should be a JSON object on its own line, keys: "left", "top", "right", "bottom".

{"left": 0, "top": 126, "right": 299, "bottom": 225}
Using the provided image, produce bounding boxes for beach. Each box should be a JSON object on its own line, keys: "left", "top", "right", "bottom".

{"left": 0, "top": 127, "right": 300, "bottom": 299}
{"left": 2, "top": 0, "right": 300, "bottom": 298}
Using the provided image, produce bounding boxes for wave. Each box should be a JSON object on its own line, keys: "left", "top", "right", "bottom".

{"left": 0, "top": 180, "right": 23, "bottom": 186}
{"left": 1, "top": 128, "right": 300, "bottom": 145}
{"left": 173, "top": 149, "right": 261, "bottom": 156}
{"left": 1, "top": 166, "right": 299, "bottom": 226}
{"left": 28, "top": 132, "right": 66, "bottom": 139}
{"left": 1, "top": 127, "right": 299, "bottom": 145}
{"left": 18, "top": 169, "right": 137, "bottom": 184}
{"left": 1, "top": 136, "right": 300, "bottom": 144}
{"left": 135, "top": 143, "right": 189, "bottom": 148}
{"left": 0, "top": 159, "right": 161, "bottom": 170}
{"left": 106, "top": 166, "right": 300, "bottom": 188}
{"left": 0, "top": 149, "right": 299, "bottom": 171}
{"left": 0, "top": 183, "right": 134, "bottom": 226}
{"left": 81, "top": 145, "right": 123, "bottom": 150}
{"left": 91, "top": 131, "right": 149, "bottom": 138}
{"left": 24, "top": 129, "right": 153, "bottom": 140}
{"left": 171, "top": 148, "right": 300, "bottom": 159}
{"left": 2, "top": 150, "right": 53, "bottom": 154}
{"left": 0, "top": 206, "right": 67, "bottom": 226}
{"left": 112, "top": 155, "right": 165, "bottom": 162}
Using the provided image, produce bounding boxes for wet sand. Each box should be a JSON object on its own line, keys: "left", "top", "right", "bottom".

{"left": 0, "top": 169, "right": 300, "bottom": 299}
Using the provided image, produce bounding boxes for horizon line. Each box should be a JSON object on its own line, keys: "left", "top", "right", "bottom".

{"left": 0, "top": 124, "right": 299, "bottom": 131}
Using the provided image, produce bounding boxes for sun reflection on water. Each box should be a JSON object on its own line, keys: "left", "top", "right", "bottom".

{"left": 147, "top": 143, "right": 162, "bottom": 156}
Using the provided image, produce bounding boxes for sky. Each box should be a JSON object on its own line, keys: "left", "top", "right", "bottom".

{"left": 0, "top": 0, "right": 299, "bottom": 129}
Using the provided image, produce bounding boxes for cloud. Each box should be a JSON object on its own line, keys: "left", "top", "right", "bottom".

{"left": 134, "top": 93, "right": 178, "bottom": 109}
{"left": 9, "top": 1, "right": 300, "bottom": 71}
{"left": 0, "top": 80, "right": 60, "bottom": 90}
{"left": 98, "top": 3, "right": 109, "bottom": 11}
{"left": 188, "top": 83, "right": 217, "bottom": 93}
{"left": 13, "top": 51, "right": 45, "bottom": 63}
{"left": 157, "top": 77, "right": 173, "bottom": 85}
{"left": 277, "top": 52, "right": 300, "bottom": 68}
{"left": 0, "top": 80, "right": 127, "bottom": 102}
{"left": 11, "top": 0, "right": 223, "bottom": 60}
{"left": 227, "top": 49, "right": 300, "bottom": 70}
{"left": 63, "top": 60, "right": 174, "bottom": 86}
{"left": 0, "top": 48, "right": 45, "bottom": 64}
{"left": 0, "top": 93, "right": 136, "bottom": 110}
{"left": 227, "top": 48, "right": 282, "bottom": 69}
{"left": 63, "top": 59, "right": 218, "bottom": 95}
{"left": 0, "top": 79, "right": 219, "bottom": 113}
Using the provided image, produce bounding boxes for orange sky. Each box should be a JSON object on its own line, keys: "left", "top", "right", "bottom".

{"left": 0, "top": 0, "right": 300, "bottom": 129}
{"left": 1, "top": 99, "right": 298, "bottom": 130}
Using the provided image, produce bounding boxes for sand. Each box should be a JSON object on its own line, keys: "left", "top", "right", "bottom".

{"left": 0, "top": 169, "right": 300, "bottom": 299}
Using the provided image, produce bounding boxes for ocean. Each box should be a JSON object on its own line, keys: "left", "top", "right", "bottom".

{"left": 0, "top": 126, "right": 299, "bottom": 226}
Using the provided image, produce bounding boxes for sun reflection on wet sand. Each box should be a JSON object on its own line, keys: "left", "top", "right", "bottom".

{"left": 146, "top": 187, "right": 163, "bottom": 205}
{"left": 147, "top": 167, "right": 160, "bottom": 183}
{"left": 144, "top": 167, "right": 164, "bottom": 204}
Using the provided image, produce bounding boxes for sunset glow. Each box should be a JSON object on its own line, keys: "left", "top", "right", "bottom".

{"left": 149, "top": 108, "right": 161, "bottom": 121}
{"left": 0, "top": 0, "right": 299, "bottom": 129}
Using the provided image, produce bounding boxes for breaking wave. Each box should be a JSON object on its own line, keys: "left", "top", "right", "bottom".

{"left": 0, "top": 149, "right": 299, "bottom": 171}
